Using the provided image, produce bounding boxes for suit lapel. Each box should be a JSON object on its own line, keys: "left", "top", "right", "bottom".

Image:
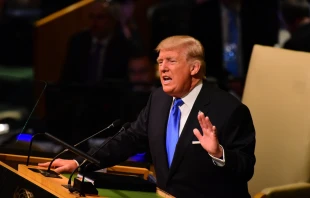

{"left": 154, "top": 92, "right": 173, "bottom": 177}
{"left": 167, "top": 81, "right": 212, "bottom": 180}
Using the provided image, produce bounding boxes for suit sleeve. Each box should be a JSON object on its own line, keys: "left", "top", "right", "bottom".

{"left": 76, "top": 93, "right": 152, "bottom": 168}
{"left": 221, "top": 104, "right": 256, "bottom": 182}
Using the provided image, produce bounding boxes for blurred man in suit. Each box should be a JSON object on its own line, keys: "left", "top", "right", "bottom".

{"left": 124, "top": 52, "right": 158, "bottom": 121}
{"left": 189, "top": 0, "right": 279, "bottom": 91}
{"left": 40, "top": 35, "right": 256, "bottom": 198}
{"left": 127, "top": 53, "right": 156, "bottom": 92}
{"left": 282, "top": 0, "right": 310, "bottom": 52}
{"left": 48, "top": 1, "right": 133, "bottom": 148}
{"left": 61, "top": 1, "right": 131, "bottom": 84}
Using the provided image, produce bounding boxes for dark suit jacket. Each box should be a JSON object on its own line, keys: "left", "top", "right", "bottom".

{"left": 81, "top": 81, "right": 256, "bottom": 198}
{"left": 61, "top": 28, "right": 130, "bottom": 83}
{"left": 283, "top": 23, "right": 310, "bottom": 52}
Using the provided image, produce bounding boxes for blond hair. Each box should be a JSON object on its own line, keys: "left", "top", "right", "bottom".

{"left": 155, "top": 35, "right": 206, "bottom": 78}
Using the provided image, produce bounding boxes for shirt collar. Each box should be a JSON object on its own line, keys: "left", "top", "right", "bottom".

{"left": 173, "top": 80, "right": 203, "bottom": 109}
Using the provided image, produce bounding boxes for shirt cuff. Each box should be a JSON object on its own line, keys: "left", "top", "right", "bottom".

{"left": 209, "top": 145, "right": 225, "bottom": 167}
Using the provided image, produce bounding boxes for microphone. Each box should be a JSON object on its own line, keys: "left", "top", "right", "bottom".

{"left": 26, "top": 120, "right": 119, "bottom": 177}
{"left": 64, "top": 122, "right": 131, "bottom": 194}
{"left": 67, "top": 160, "right": 97, "bottom": 196}
{"left": 89, "top": 122, "right": 130, "bottom": 156}
{"left": 46, "top": 119, "right": 120, "bottom": 173}
{"left": 44, "top": 132, "right": 100, "bottom": 165}
{"left": 26, "top": 133, "right": 44, "bottom": 166}
{"left": 27, "top": 132, "right": 101, "bottom": 178}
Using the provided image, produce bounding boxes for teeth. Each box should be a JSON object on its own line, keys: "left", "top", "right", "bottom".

{"left": 163, "top": 77, "right": 171, "bottom": 80}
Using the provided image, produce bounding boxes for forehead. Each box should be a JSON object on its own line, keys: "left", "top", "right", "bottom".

{"left": 129, "top": 57, "right": 150, "bottom": 67}
{"left": 157, "top": 48, "right": 186, "bottom": 60}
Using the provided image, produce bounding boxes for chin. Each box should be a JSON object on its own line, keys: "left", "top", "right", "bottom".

{"left": 162, "top": 86, "right": 173, "bottom": 94}
{"left": 163, "top": 86, "right": 180, "bottom": 97}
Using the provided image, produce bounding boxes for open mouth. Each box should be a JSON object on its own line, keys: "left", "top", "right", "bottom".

{"left": 162, "top": 76, "right": 172, "bottom": 84}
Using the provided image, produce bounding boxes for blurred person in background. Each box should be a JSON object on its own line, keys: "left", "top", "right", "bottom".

{"left": 124, "top": 51, "right": 158, "bottom": 121}
{"left": 60, "top": 1, "right": 132, "bottom": 85}
{"left": 190, "top": 0, "right": 242, "bottom": 91}
{"left": 189, "top": 0, "right": 279, "bottom": 95}
{"left": 50, "top": 1, "right": 139, "bottom": 149}
{"left": 281, "top": 0, "right": 310, "bottom": 52}
{"left": 127, "top": 52, "right": 157, "bottom": 93}
{"left": 118, "top": 0, "right": 144, "bottom": 50}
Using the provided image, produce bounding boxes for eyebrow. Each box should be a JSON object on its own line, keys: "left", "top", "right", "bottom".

{"left": 157, "top": 57, "right": 176, "bottom": 63}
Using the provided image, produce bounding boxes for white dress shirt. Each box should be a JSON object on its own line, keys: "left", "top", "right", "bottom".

{"left": 175, "top": 81, "right": 225, "bottom": 166}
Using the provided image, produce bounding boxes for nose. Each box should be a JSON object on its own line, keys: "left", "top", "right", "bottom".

{"left": 159, "top": 61, "right": 168, "bottom": 73}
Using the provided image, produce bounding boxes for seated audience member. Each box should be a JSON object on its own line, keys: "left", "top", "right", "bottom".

{"left": 124, "top": 52, "right": 158, "bottom": 121}
{"left": 60, "top": 1, "right": 131, "bottom": 85}
{"left": 281, "top": 0, "right": 310, "bottom": 52}
{"left": 118, "top": 0, "right": 144, "bottom": 51}
{"left": 39, "top": 35, "right": 256, "bottom": 198}
{"left": 189, "top": 0, "right": 279, "bottom": 90}
{"left": 128, "top": 53, "right": 157, "bottom": 92}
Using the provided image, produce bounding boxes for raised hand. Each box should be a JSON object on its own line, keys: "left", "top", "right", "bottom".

{"left": 193, "top": 111, "right": 223, "bottom": 158}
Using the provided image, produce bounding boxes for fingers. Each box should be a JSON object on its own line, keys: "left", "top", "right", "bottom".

{"left": 57, "top": 160, "right": 79, "bottom": 173}
{"left": 212, "top": 126, "right": 217, "bottom": 137}
{"left": 50, "top": 159, "right": 64, "bottom": 167}
{"left": 38, "top": 159, "right": 62, "bottom": 167}
{"left": 54, "top": 166, "right": 68, "bottom": 174}
{"left": 39, "top": 159, "right": 78, "bottom": 173}
{"left": 193, "top": 128, "right": 203, "bottom": 141}
{"left": 38, "top": 162, "right": 50, "bottom": 167}
{"left": 197, "top": 111, "right": 216, "bottom": 136}
{"left": 197, "top": 112, "right": 208, "bottom": 130}
{"left": 205, "top": 117, "right": 213, "bottom": 130}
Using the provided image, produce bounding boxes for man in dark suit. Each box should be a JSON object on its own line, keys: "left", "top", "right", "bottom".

{"left": 60, "top": 1, "right": 131, "bottom": 84}
{"left": 40, "top": 35, "right": 256, "bottom": 198}
{"left": 281, "top": 0, "right": 310, "bottom": 52}
{"left": 189, "top": 0, "right": 279, "bottom": 90}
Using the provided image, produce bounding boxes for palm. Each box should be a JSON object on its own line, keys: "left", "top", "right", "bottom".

{"left": 193, "top": 112, "right": 222, "bottom": 157}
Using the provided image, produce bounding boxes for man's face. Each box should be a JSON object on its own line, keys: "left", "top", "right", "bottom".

{"left": 157, "top": 48, "right": 192, "bottom": 98}
{"left": 128, "top": 57, "right": 153, "bottom": 84}
{"left": 89, "top": 4, "right": 116, "bottom": 39}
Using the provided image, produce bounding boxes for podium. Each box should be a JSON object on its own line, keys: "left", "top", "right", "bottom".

{"left": 18, "top": 164, "right": 102, "bottom": 197}
{"left": 0, "top": 161, "right": 56, "bottom": 197}
{"left": 0, "top": 154, "right": 175, "bottom": 197}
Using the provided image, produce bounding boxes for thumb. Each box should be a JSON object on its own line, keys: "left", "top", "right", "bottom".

{"left": 193, "top": 128, "right": 203, "bottom": 141}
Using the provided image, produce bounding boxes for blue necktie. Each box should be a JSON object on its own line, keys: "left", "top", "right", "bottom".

{"left": 166, "top": 98, "right": 184, "bottom": 167}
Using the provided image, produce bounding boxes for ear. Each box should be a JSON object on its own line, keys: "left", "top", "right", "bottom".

{"left": 190, "top": 60, "right": 201, "bottom": 76}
